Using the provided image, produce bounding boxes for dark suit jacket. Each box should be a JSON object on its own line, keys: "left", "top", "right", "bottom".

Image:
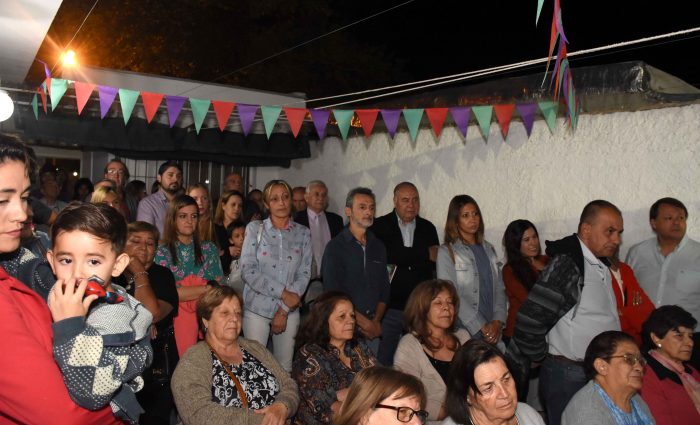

{"left": 370, "top": 210, "right": 439, "bottom": 310}
{"left": 294, "top": 209, "right": 344, "bottom": 238}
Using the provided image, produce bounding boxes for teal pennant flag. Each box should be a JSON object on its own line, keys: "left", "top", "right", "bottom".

{"left": 538, "top": 101, "right": 558, "bottom": 134}
{"left": 403, "top": 109, "right": 424, "bottom": 142}
{"left": 49, "top": 78, "right": 68, "bottom": 111}
{"left": 333, "top": 109, "right": 354, "bottom": 141}
{"left": 472, "top": 105, "right": 493, "bottom": 141}
{"left": 190, "top": 98, "right": 211, "bottom": 134}
{"left": 32, "top": 94, "right": 38, "bottom": 119}
{"left": 118, "top": 88, "right": 140, "bottom": 125}
{"left": 261, "top": 105, "right": 282, "bottom": 139}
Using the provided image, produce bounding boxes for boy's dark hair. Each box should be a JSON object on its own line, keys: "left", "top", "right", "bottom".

{"left": 226, "top": 220, "right": 246, "bottom": 240}
{"left": 51, "top": 201, "right": 127, "bottom": 254}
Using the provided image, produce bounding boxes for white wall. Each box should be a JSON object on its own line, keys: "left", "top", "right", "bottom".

{"left": 252, "top": 104, "right": 700, "bottom": 260}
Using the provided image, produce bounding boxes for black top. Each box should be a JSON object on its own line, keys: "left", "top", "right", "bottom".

{"left": 425, "top": 351, "right": 451, "bottom": 384}
{"left": 214, "top": 223, "right": 233, "bottom": 274}
{"left": 369, "top": 211, "right": 439, "bottom": 310}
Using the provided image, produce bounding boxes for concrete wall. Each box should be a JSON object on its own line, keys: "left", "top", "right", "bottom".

{"left": 252, "top": 103, "right": 700, "bottom": 259}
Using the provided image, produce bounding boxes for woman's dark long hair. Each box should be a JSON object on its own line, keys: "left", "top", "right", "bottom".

{"left": 163, "top": 194, "right": 203, "bottom": 266}
{"left": 503, "top": 219, "right": 541, "bottom": 291}
{"left": 295, "top": 291, "right": 356, "bottom": 349}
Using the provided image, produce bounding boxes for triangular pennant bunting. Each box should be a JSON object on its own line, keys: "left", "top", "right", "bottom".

{"left": 212, "top": 101, "right": 235, "bottom": 131}
{"left": 98, "top": 86, "right": 118, "bottom": 119}
{"left": 49, "top": 78, "right": 68, "bottom": 111}
{"left": 516, "top": 103, "right": 537, "bottom": 137}
{"left": 449, "top": 106, "right": 471, "bottom": 138}
{"left": 45, "top": 78, "right": 52, "bottom": 98}
{"left": 261, "top": 105, "right": 283, "bottom": 139}
{"left": 141, "top": 92, "right": 164, "bottom": 123}
{"left": 73, "top": 81, "right": 96, "bottom": 115}
{"left": 190, "top": 98, "right": 211, "bottom": 134}
{"left": 38, "top": 86, "right": 47, "bottom": 114}
{"left": 333, "top": 109, "right": 355, "bottom": 141}
{"left": 403, "top": 109, "right": 424, "bottom": 142}
{"left": 32, "top": 94, "right": 38, "bottom": 119}
{"left": 493, "top": 104, "right": 515, "bottom": 140}
{"left": 283, "top": 107, "right": 308, "bottom": 138}
{"left": 237, "top": 104, "right": 258, "bottom": 136}
{"left": 472, "top": 105, "right": 493, "bottom": 141}
{"left": 426, "top": 108, "right": 448, "bottom": 138}
{"left": 380, "top": 109, "right": 401, "bottom": 139}
{"left": 355, "top": 109, "right": 379, "bottom": 138}
{"left": 538, "top": 101, "right": 558, "bottom": 134}
{"left": 309, "top": 109, "right": 330, "bottom": 140}
{"left": 118, "top": 88, "right": 140, "bottom": 125}
{"left": 165, "top": 95, "right": 187, "bottom": 128}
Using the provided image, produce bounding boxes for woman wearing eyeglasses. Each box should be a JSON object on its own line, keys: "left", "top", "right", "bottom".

{"left": 443, "top": 340, "right": 544, "bottom": 425}
{"left": 640, "top": 305, "right": 700, "bottom": 425}
{"left": 335, "top": 366, "right": 428, "bottom": 425}
{"left": 562, "top": 331, "right": 654, "bottom": 425}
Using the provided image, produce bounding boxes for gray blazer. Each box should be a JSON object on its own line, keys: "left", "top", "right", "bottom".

{"left": 562, "top": 381, "right": 655, "bottom": 425}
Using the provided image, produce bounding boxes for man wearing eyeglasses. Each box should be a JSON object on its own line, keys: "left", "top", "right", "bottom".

{"left": 103, "top": 159, "right": 132, "bottom": 221}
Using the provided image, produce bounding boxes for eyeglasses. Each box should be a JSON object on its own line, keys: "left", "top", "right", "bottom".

{"left": 374, "top": 404, "right": 428, "bottom": 424}
{"left": 605, "top": 353, "right": 647, "bottom": 367}
{"left": 107, "top": 169, "right": 126, "bottom": 176}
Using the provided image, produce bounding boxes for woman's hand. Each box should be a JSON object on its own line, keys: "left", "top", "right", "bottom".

{"left": 48, "top": 278, "right": 98, "bottom": 322}
{"left": 228, "top": 245, "right": 242, "bottom": 258}
{"left": 127, "top": 254, "right": 147, "bottom": 274}
{"left": 281, "top": 289, "right": 301, "bottom": 311}
{"left": 255, "top": 401, "right": 288, "bottom": 425}
{"left": 481, "top": 320, "right": 502, "bottom": 345}
{"left": 271, "top": 309, "right": 288, "bottom": 334}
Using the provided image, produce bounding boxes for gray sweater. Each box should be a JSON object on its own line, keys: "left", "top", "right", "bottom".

{"left": 172, "top": 338, "right": 299, "bottom": 425}
{"left": 562, "top": 381, "right": 655, "bottom": 425}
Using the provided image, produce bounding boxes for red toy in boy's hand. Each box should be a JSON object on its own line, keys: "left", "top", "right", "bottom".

{"left": 84, "top": 275, "right": 124, "bottom": 304}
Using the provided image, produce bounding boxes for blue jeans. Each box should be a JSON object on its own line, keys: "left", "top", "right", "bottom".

{"left": 540, "top": 355, "right": 587, "bottom": 425}
{"left": 377, "top": 308, "right": 404, "bottom": 366}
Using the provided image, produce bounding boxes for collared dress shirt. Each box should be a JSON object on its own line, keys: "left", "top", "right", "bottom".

{"left": 396, "top": 213, "right": 416, "bottom": 248}
{"left": 136, "top": 189, "right": 169, "bottom": 237}
{"left": 307, "top": 208, "right": 332, "bottom": 277}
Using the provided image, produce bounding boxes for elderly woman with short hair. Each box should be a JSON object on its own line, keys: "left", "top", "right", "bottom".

{"left": 171, "top": 285, "right": 299, "bottom": 425}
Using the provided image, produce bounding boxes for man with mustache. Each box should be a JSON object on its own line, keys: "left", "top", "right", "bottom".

{"left": 136, "top": 160, "right": 183, "bottom": 237}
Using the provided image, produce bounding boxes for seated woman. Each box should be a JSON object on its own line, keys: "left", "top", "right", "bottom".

{"left": 443, "top": 340, "right": 544, "bottom": 425}
{"left": 171, "top": 285, "right": 299, "bottom": 425}
{"left": 562, "top": 331, "right": 654, "bottom": 425}
{"left": 640, "top": 305, "right": 700, "bottom": 424}
{"left": 394, "top": 279, "right": 470, "bottom": 420}
{"left": 292, "top": 292, "right": 377, "bottom": 424}
{"left": 334, "top": 366, "right": 427, "bottom": 425}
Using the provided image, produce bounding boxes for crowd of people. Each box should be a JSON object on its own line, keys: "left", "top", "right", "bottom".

{"left": 2, "top": 132, "right": 700, "bottom": 425}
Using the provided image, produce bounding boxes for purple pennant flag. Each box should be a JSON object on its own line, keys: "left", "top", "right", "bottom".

{"left": 98, "top": 86, "right": 118, "bottom": 119}
{"left": 237, "top": 104, "right": 259, "bottom": 136}
{"left": 516, "top": 103, "right": 537, "bottom": 137}
{"left": 380, "top": 109, "right": 401, "bottom": 139}
{"left": 309, "top": 109, "right": 330, "bottom": 140}
{"left": 449, "top": 106, "right": 471, "bottom": 137}
{"left": 165, "top": 95, "right": 187, "bottom": 128}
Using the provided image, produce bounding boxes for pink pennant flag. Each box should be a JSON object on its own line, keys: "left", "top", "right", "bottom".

{"left": 356, "top": 109, "right": 379, "bottom": 138}
{"left": 165, "top": 95, "right": 187, "bottom": 128}
{"left": 141, "top": 92, "right": 165, "bottom": 123}
{"left": 237, "top": 104, "right": 258, "bottom": 136}
{"left": 73, "top": 81, "right": 95, "bottom": 115}
{"left": 212, "top": 101, "right": 235, "bottom": 131}
{"left": 380, "top": 109, "right": 401, "bottom": 139}
{"left": 425, "top": 108, "right": 449, "bottom": 137}
{"left": 45, "top": 77, "right": 52, "bottom": 97}
{"left": 309, "top": 109, "right": 330, "bottom": 139}
{"left": 283, "top": 107, "right": 308, "bottom": 138}
{"left": 494, "top": 104, "right": 515, "bottom": 140}
{"left": 449, "top": 106, "right": 471, "bottom": 137}
{"left": 37, "top": 86, "right": 47, "bottom": 114}
{"left": 516, "top": 103, "right": 537, "bottom": 137}
{"left": 98, "top": 86, "right": 118, "bottom": 119}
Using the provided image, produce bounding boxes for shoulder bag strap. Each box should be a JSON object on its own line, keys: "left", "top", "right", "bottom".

{"left": 206, "top": 342, "right": 249, "bottom": 409}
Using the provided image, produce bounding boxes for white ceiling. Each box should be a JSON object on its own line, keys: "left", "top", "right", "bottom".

{"left": 0, "top": 0, "right": 63, "bottom": 84}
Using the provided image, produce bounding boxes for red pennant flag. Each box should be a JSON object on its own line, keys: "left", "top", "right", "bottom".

{"left": 494, "top": 104, "right": 516, "bottom": 139}
{"left": 284, "top": 107, "right": 308, "bottom": 138}
{"left": 45, "top": 77, "right": 52, "bottom": 97}
{"left": 212, "top": 101, "right": 236, "bottom": 131}
{"left": 425, "top": 108, "right": 449, "bottom": 137}
{"left": 141, "top": 92, "right": 164, "bottom": 123}
{"left": 355, "top": 109, "right": 379, "bottom": 138}
{"left": 73, "top": 81, "right": 96, "bottom": 115}
{"left": 38, "top": 86, "right": 47, "bottom": 113}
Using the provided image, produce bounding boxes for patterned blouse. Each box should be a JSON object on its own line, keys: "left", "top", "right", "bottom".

{"left": 155, "top": 240, "right": 223, "bottom": 282}
{"left": 292, "top": 339, "right": 377, "bottom": 425}
{"left": 241, "top": 219, "right": 312, "bottom": 318}
{"left": 210, "top": 348, "right": 280, "bottom": 409}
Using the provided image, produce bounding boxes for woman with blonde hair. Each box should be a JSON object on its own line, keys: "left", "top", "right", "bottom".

{"left": 90, "top": 186, "right": 124, "bottom": 217}
{"left": 187, "top": 183, "right": 215, "bottom": 244}
{"left": 335, "top": 366, "right": 428, "bottom": 425}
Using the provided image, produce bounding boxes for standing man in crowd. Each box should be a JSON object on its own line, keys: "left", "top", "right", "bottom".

{"left": 322, "top": 187, "right": 390, "bottom": 355}
{"left": 136, "top": 160, "right": 183, "bottom": 237}
{"left": 223, "top": 171, "right": 244, "bottom": 193}
{"left": 507, "top": 200, "right": 623, "bottom": 425}
{"left": 627, "top": 197, "right": 700, "bottom": 369}
{"left": 370, "top": 182, "right": 439, "bottom": 365}
{"left": 104, "top": 159, "right": 132, "bottom": 220}
{"left": 292, "top": 186, "right": 307, "bottom": 214}
{"left": 39, "top": 175, "right": 68, "bottom": 214}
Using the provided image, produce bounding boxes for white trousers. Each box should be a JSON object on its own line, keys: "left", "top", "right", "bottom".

{"left": 242, "top": 309, "right": 300, "bottom": 372}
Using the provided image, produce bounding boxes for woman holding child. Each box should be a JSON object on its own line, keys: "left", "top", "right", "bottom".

{"left": 214, "top": 189, "right": 245, "bottom": 274}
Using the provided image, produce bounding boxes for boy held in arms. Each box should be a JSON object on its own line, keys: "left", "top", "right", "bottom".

{"left": 47, "top": 202, "right": 153, "bottom": 423}
{"left": 224, "top": 221, "right": 246, "bottom": 293}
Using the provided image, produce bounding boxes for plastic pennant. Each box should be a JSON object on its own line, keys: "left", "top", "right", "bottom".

{"left": 98, "top": 86, "right": 118, "bottom": 119}
{"left": 449, "top": 106, "right": 471, "bottom": 138}
{"left": 38, "top": 86, "right": 47, "bottom": 114}
{"left": 237, "top": 104, "right": 258, "bottom": 136}
{"left": 355, "top": 109, "right": 379, "bottom": 138}
{"left": 536, "top": 0, "right": 545, "bottom": 25}
{"left": 403, "top": 108, "right": 424, "bottom": 142}
{"left": 472, "top": 105, "right": 493, "bottom": 141}
{"left": 190, "top": 98, "right": 211, "bottom": 134}
{"left": 45, "top": 77, "right": 52, "bottom": 97}
{"left": 141, "top": 92, "right": 164, "bottom": 123}
{"left": 380, "top": 109, "right": 401, "bottom": 139}
{"left": 49, "top": 78, "right": 68, "bottom": 111}
{"left": 73, "top": 81, "right": 96, "bottom": 115}
{"left": 119, "top": 88, "right": 140, "bottom": 125}
{"left": 516, "top": 103, "right": 537, "bottom": 137}
{"left": 165, "top": 95, "right": 187, "bottom": 128}
{"left": 212, "top": 101, "right": 235, "bottom": 131}
{"left": 425, "top": 108, "right": 448, "bottom": 138}
{"left": 283, "top": 107, "right": 308, "bottom": 138}
{"left": 261, "top": 105, "right": 283, "bottom": 139}
{"left": 333, "top": 109, "right": 355, "bottom": 141}
{"left": 32, "top": 94, "right": 38, "bottom": 119}
{"left": 309, "top": 109, "right": 330, "bottom": 140}
{"left": 538, "top": 101, "right": 558, "bottom": 134}
{"left": 493, "top": 104, "right": 515, "bottom": 140}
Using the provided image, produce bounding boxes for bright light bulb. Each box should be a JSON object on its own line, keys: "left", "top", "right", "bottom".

{"left": 0, "top": 90, "right": 13, "bottom": 122}
{"left": 205, "top": 180, "right": 210, "bottom": 184}
{"left": 73, "top": 171, "right": 78, "bottom": 177}
{"left": 62, "top": 50, "right": 77, "bottom": 67}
